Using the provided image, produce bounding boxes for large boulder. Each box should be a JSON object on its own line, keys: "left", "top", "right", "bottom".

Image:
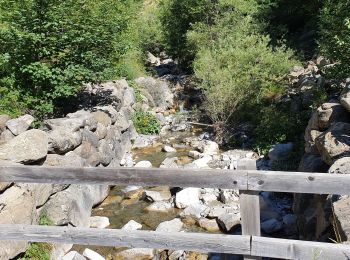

{"left": 135, "top": 77, "right": 174, "bottom": 110}
{"left": 332, "top": 196, "right": 350, "bottom": 241}
{"left": 0, "top": 129, "right": 48, "bottom": 163}
{"left": 0, "top": 115, "right": 10, "bottom": 133}
{"left": 0, "top": 184, "right": 38, "bottom": 259}
{"left": 329, "top": 157, "right": 350, "bottom": 174}
{"left": 5, "top": 114, "right": 34, "bottom": 136}
{"left": 175, "top": 188, "right": 201, "bottom": 209}
{"left": 156, "top": 218, "right": 183, "bottom": 232}
{"left": 42, "top": 184, "right": 108, "bottom": 227}
{"left": 315, "top": 122, "right": 350, "bottom": 165}
{"left": 48, "top": 128, "right": 82, "bottom": 154}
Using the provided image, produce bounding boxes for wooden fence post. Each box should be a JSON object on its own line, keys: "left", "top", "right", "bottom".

{"left": 238, "top": 159, "right": 261, "bottom": 260}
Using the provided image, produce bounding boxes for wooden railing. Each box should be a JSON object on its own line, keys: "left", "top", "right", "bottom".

{"left": 1, "top": 162, "right": 350, "bottom": 259}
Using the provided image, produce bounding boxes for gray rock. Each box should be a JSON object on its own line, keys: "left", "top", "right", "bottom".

{"left": 135, "top": 77, "right": 174, "bottom": 110}
{"left": 133, "top": 134, "right": 158, "bottom": 149}
{"left": 160, "top": 157, "right": 179, "bottom": 168}
{"left": 261, "top": 218, "right": 283, "bottom": 234}
{"left": 96, "top": 105, "right": 119, "bottom": 124}
{"left": 62, "top": 251, "right": 86, "bottom": 260}
{"left": 188, "top": 150, "right": 201, "bottom": 159}
{"left": 0, "top": 129, "right": 48, "bottom": 163}
{"left": 51, "top": 243, "right": 74, "bottom": 260}
{"left": 162, "top": 145, "right": 176, "bottom": 153}
{"left": 208, "top": 204, "right": 239, "bottom": 218}
{"left": 90, "top": 111, "right": 111, "bottom": 127}
{"left": 122, "top": 220, "right": 142, "bottom": 231}
{"left": 89, "top": 216, "right": 110, "bottom": 229}
{"left": 44, "top": 153, "right": 87, "bottom": 167}
{"left": 0, "top": 129, "right": 15, "bottom": 143}
{"left": 98, "top": 139, "right": 114, "bottom": 166}
{"left": 83, "top": 248, "right": 105, "bottom": 260}
{"left": 198, "top": 140, "right": 219, "bottom": 155}
{"left": 48, "top": 128, "right": 82, "bottom": 154}
{"left": 219, "top": 190, "right": 239, "bottom": 204}
{"left": 5, "top": 114, "right": 34, "bottom": 135}
{"left": 82, "top": 129, "right": 99, "bottom": 148}
{"left": 175, "top": 188, "right": 201, "bottom": 209}
{"left": 46, "top": 117, "right": 86, "bottom": 132}
{"left": 156, "top": 218, "right": 183, "bottom": 232}
{"left": 74, "top": 141, "right": 101, "bottom": 167}
{"left": 333, "top": 195, "right": 350, "bottom": 241}
{"left": 192, "top": 155, "right": 212, "bottom": 169}
{"left": 315, "top": 122, "right": 350, "bottom": 165}
{"left": 329, "top": 157, "right": 350, "bottom": 174}
{"left": 198, "top": 218, "right": 220, "bottom": 232}
{"left": 145, "top": 201, "right": 174, "bottom": 212}
{"left": 95, "top": 123, "right": 107, "bottom": 140}
{"left": 115, "top": 248, "right": 154, "bottom": 260}
{"left": 145, "top": 187, "right": 172, "bottom": 202}
{"left": 268, "top": 143, "right": 293, "bottom": 161}
{"left": 180, "top": 203, "right": 210, "bottom": 219}
{"left": 200, "top": 188, "right": 219, "bottom": 204}
{"left": 217, "top": 213, "right": 241, "bottom": 231}
{"left": 123, "top": 87, "right": 135, "bottom": 107}
{"left": 0, "top": 115, "right": 10, "bottom": 132}
{"left": 135, "top": 160, "right": 152, "bottom": 168}
{"left": 42, "top": 184, "right": 108, "bottom": 227}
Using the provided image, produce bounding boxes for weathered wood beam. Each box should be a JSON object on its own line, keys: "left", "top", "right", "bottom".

{"left": 2, "top": 166, "right": 350, "bottom": 194}
{"left": 0, "top": 225, "right": 251, "bottom": 255}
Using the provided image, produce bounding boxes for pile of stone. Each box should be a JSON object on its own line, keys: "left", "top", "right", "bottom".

{"left": 295, "top": 78, "right": 350, "bottom": 241}
{"left": 0, "top": 80, "right": 140, "bottom": 259}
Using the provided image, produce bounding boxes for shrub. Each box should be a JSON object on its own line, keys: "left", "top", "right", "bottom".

{"left": 0, "top": 0, "right": 143, "bottom": 118}
{"left": 21, "top": 243, "right": 51, "bottom": 260}
{"left": 38, "top": 212, "right": 53, "bottom": 226}
{"left": 189, "top": 2, "right": 299, "bottom": 142}
{"left": 132, "top": 110, "right": 161, "bottom": 135}
{"left": 319, "top": 0, "right": 350, "bottom": 79}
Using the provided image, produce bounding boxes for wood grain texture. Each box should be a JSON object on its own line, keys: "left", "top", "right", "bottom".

{"left": 2, "top": 166, "right": 350, "bottom": 194}
{"left": 0, "top": 165, "right": 247, "bottom": 189}
{"left": 0, "top": 224, "right": 251, "bottom": 255}
{"left": 238, "top": 159, "right": 261, "bottom": 260}
{"left": 247, "top": 170, "right": 350, "bottom": 195}
{"left": 251, "top": 236, "right": 350, "bottom": 259}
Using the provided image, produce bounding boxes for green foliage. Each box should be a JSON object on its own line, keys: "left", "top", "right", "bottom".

{"left": 252, "top": 106, "right": 309, "bottom": 156}
{"left": 160, "top": 0, "right": 219, "bottom": 70}
{"left": 38, "top": 212, "right": 53, "bottom": 226}
{"left": 129, "top": 81, "right": 143, "bottom": 103}
{"left": 0, "top": 0, "right": 144, "bottom": 118}
{"left": 20, "top": 243, "right": 51, "bottom": 260}
{"left": 132, "top": 110, "right": 161, "bottom": 135}
{"left": 319, "top": 0, "right": 350, "bottom": 79}
{"left": 187, "top": 0, "right": 299, "bottom": 142}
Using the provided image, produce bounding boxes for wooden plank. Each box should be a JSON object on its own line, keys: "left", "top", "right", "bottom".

{"left": 0, "top": 224, "right": 251, "bottom": 255}
{"left": 247, "top": 170, "right": 350, "bottom": 195}
{"left": 2, "top": 166, "right": 350, "bottom": 194}
{"left": 238, "top": 159, "right": 261, "bottom": 260}
{"left": 251, "top": 236, "right": 350, "bottom": 259}
{"left": 0, "top": 166, "right": 247, "bottom": 189}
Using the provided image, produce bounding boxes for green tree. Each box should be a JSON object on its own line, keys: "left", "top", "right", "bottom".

{"left": 0, "top": 0, "right": 142, "bottom": 118}
{"left": 319, "top": 0, "right": 350, "bottom": 79}
{"left": 188, "top": 0, "right": 299, "bottom": 142}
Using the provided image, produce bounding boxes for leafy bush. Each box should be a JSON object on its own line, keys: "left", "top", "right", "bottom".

{"left": 20, "top": 243, "right": 51, "bottom": 260}
{"left": 319, "top": 0, "right": 350, "bottom": 79}
{"left": 0, "top": 0, "right": 143, "bottom": 118}
{"left": 160, "top": 0, "right": 218, "bottom": 70}
{"left": 132, "top": 110, "right": 161, "bottom": 135}
{"left": 188, "top": 1, "right": 299, "bottom": 142}
{"left": 38, "top": 212, "right": 53, "bottom": 226}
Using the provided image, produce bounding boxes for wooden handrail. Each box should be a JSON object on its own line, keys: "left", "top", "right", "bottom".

{"left": 1, "top": 164, "right": 350, "bottom": 259}
{"left": 0, "top": 165, "right": 349, "bottom": 194}
{"left": 1, "top": 225, "right": 349, "bottom": 259}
